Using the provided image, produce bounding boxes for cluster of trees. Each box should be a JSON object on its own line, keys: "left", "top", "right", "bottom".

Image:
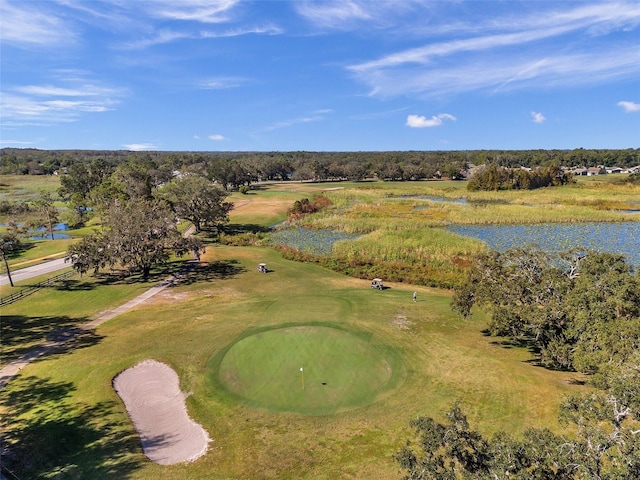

{"left": 451, "top": 249, "right": 640, "bottom": 376}
{"left": 1, "top": 155, "right": 234, "bottom": 282}
{"left": 3, "top": 148, "right": 638, "bottom": 183}
{"left": 1, "top": 192, "right": 66, "bottom": 286}
{"left": 62, "top": 163, "right": 233, "bottom": 278}
{"left": 397, "top": 385, "right": 640, "bottom": 479}
{"left": 398, "top": 249, "right": 640, "bottom": 479}
{"left": 66, "top": 198, "right": 206, "bottom": 279}
{"left": 467, "top": 164, "right": 573, "bottom": 191}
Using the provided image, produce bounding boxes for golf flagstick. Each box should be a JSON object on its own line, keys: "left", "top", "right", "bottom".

{"left": 300, "top": 367, "right": 304, "bottom": 390}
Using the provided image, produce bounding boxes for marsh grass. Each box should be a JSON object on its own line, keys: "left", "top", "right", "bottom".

{"left": 266, "top": 181, "right": 640, "bottom": 286}
{"left": 0, "top": 174, "right": 61, "bottom": 202}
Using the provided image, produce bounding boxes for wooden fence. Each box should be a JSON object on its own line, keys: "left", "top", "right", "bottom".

{"left": 0, "top": 270, "right": 75, "bottom": 306}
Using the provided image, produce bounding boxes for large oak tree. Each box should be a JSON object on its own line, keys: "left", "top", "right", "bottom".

{"left": 157, "top": 174, "right": 233, "bottom": 233}
{"left": 66, "top": 198, "right": 203, "bottom": 278}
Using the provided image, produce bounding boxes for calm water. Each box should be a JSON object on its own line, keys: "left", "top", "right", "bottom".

{"left": 32, "top": 223, "right": 71, "bottom": 240}
{"left": 447, "top": 222, "right": 640, "bottom": 267}
{"left": 270, "top": 227, "right": 359, "bottom": 255}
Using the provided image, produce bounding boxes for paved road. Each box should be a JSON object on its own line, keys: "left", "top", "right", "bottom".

{"left": 0, "top": 258, "right": 69, "bottom": 286}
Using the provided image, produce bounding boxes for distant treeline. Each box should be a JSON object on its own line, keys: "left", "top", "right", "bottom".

{"left": 467, "top": 163, "right": 573, "bottom": 191}
{"left": 1, "top": 147, "right": 639, "bottom": 183}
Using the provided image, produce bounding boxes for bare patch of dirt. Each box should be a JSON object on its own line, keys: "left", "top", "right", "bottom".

{"left": 390, "top": 313, "right": 413, "bottom": 331}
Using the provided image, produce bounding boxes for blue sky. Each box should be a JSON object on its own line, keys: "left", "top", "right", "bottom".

{"left": 1, "top": 0, "right": 639, "bottom": 152}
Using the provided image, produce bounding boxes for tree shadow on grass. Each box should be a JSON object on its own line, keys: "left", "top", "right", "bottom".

{"left": 223, "top": 223, "right": 271, "bottom": 234}
{"left": 177, "top": 259, "right": 246, "bottom": 285}
{"left": 54, "top": 278, "right": 99, "bottom": 291}
{"left": 1, "top": 375, "right": 143, "bottom": 479}
{"left": 52, "top": 261, "right": 193, "bottom": 290}
{"left": 0, "top": 315, "right": 103, "bottom": 366}
{"left": 53, "top": 253, "right": 246, "bottom": 291}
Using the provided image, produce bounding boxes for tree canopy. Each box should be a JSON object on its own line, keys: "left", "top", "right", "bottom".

{"left": 400, "top": 248, "right": 640, "bottom": 479}
{"left": 66, "top": 198, "right": 203, "bottom": 278}
{"left": 157, "top": 174, "right": 232, "bottom": 233}
{"left": 452, "top": 249, "right": 640, "bottom": 375}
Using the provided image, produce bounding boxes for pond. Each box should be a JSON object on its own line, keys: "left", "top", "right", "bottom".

{"left": 2, "top": 222, "right": 71, "bottom": 240}
{"left": 269, "top": 227, "right": 360, "bottom": 255}
{"left": 447, "top": 222, "right": 640, "bottom": 267}
{"left": 32, "top": 223, "right": 71, "bottom": 240}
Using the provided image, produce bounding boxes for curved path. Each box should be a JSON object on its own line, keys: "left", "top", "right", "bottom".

{"left": 0, "top": 226, "right": 197, "bottom": 389}
{"left": 0, "top": 270, "right": 185, "bottom": 389}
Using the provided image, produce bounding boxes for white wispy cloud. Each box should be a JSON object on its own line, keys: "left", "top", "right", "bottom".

{"left": 1, "top": 76, "right": 125, "bottom": 125}
{"left": 295, "top": 0, "right": 426, "bottom": 30}
{"left": 406, "top": 113, "right": 456, "bottom": 128}
{"left": 208, "top": 134, "right": 225, "bottom": 141}
{"left": 265, "top": 116, "right": 323, "bottom": 131}
{"left": 123, "top": 24, "right": 282, "bottom": 49}
{"left": 123, "top": 143, "right": 159, "bottom": 151}
{"left": 200, "top": 25, "right": 283, "bottom": 38}
{"left": 143, "top": 0, "right": 241, "bottom": 24}
{"left": 0, "top": 139, "right": 36, "bottom": 147}
{"left": 121, "top": 30, "right": 192, "bottom": 49}
{"left": 347, "top": 2, "right": 640, "bottom": 98}
{"left": 0, "top": 0, "right": 75, "bottom": 47}
{"left": 265, "top": 109, "right": 333, "bottom": 131}
{"left": 617, "top": 100, "right": 640, "bottom": 112}
{"left": 200, "top": 77, "right": 249, "bottom": 90}
{"left": 15, "top": 84, "right": 120, "bottom": 97}
{"left": 296, "top": 0, "right": 371, "bottom": 28}
{"left": 531, "top": 111, "right": 546, "bottom": 123}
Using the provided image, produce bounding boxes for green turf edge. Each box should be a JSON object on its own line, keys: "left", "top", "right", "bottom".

{"left": 204, "top": 321, "right": 406, "bottom": 416}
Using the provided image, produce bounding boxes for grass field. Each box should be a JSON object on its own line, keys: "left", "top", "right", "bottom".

{"left": 215, "top": 324, "right": 402, "bottom": 415}
{"left": 7, "top": 176, "right": 635, "bottom": 479}
{"left": 1, "top": 244, "right": 585, "bottom": 479}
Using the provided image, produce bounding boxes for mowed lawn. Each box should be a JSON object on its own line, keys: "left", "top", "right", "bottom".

{"left": 1, "top": 243, "right": 586, "bottom": 480}
{"left": 215, "top": 324, "right": 400, "bottom": 414}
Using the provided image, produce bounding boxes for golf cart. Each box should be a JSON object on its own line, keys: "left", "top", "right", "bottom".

{"left": 371, "top": 278, "right": 384, "bottom": 290}
{"left": 258, "top": 263, "right": 268, "bottom": 273}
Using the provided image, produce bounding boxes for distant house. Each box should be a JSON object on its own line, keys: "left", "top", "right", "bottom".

{"left": 572, "top": 168, "right": 588, "bottom": 176}
{"left": 586, "top": 167, "right": 602, "bottom": 176}
{"left": 606, "top": 167, "right": 623, "bottom": 174}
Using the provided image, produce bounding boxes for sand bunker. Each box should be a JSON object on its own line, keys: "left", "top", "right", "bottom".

{"left": 113, "top": 360, "right": 210, "bottom": 465}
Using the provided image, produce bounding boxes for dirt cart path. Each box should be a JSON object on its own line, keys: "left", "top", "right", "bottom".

{"left": 0, "top": 227, "right": 197, "bottom": 390}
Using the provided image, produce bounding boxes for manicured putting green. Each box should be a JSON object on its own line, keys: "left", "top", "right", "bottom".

{"left": 218, "top": 326, "right": 394, "bottom": 414}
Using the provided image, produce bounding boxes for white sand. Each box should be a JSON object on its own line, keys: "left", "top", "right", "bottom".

{"left": 113, "top": 360, "right": 210, "bottom": 465}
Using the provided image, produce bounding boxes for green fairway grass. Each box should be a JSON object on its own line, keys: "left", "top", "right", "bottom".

{"left": 216, "top": 324, "right": 400, "bottom": 414}
{"left": 1, "top": 179, "right": 610, "bottom": 479}
{"left": 0, "top": 244, "right": 585, "bottom": 479}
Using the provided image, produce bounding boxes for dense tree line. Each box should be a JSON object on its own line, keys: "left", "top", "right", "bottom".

{"left": 451, "top": 249, "right": 640, "bottom": 376}
{"left": 60, "top": 160, "right": 233, "bottom": 278}
{"left": 398, "top": 250, "right": 640, "bottom": 479}
{"left": 467, "top": 163, "right": 573, "bottom": 191}
{"left": 397, "top": 384, "right": 640, "bottom": 479}
{"left": 0, "top": 152, "right": 233, "bottom": 281}
{"left": 2, "top": 148, "right": 638, "bottom": 182}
